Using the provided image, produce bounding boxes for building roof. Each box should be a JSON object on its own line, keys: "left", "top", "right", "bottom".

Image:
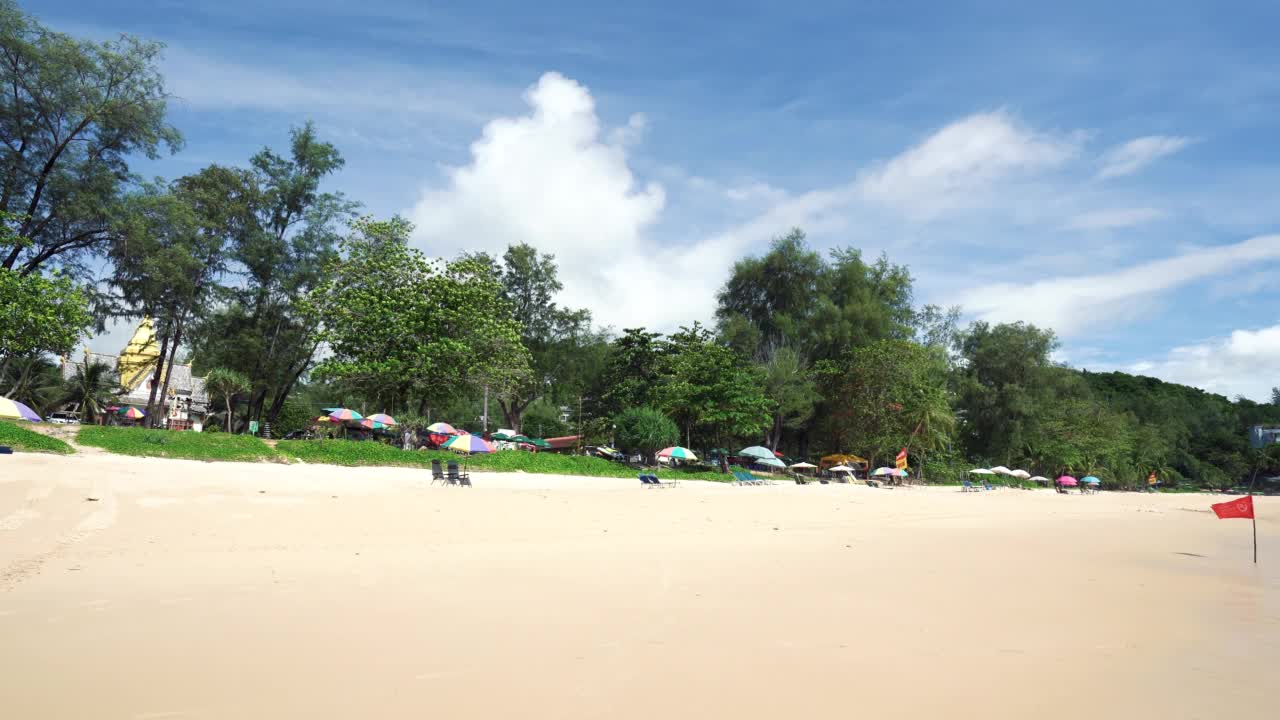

{"left": 544, "top": 435, "right": 581, "bottom": 450}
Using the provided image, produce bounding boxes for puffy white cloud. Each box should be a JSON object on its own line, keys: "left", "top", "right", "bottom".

{"left": 1097, "top": 135, "right": 1191, "bottom": 179}
{"left": 957, "top": 234, "right": 1280, "bottom": 337}
{"left": 1126, "top": 325, "right": 1280, "bottom": 401}
{"left": 1066, "top": 207, "right": 1165, "bottom": 230}
{"left": 407, "top": 72, "right": 732, "bottom": 330}
{"left": 854, "top": 112, "right": 1081, "bottom": 218}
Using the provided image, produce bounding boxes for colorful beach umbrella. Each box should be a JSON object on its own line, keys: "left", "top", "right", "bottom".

{"left": 658, "top": 446, "right": 698, "bottom": 461}
{"left": 1057, "top": 475, "right": 1079, "bottom": 487}
{"left": 119, "top": 406, "right": 145, "bottom": 420}
{"left": 1081, "top": 476, "right": 1101, "bottom": 485}
{"left": 366, "top": 413, "right": 397, "bottom": 427}
{"left": 872, "top": 466, "right": 896, "bottom": 476}
{"left": 444, "top": 433, "right": 495, "bottom": 454}
{"left": 426, "top": 422, "right": 457, "bottom": 435}
{"left": 328, "top": 408, "right": 363, "bottom": 422}
{"left": 0, "top": 396, "right": 42, "bottom": 422}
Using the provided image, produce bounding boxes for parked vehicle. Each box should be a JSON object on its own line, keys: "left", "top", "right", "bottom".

{"left": 48, "top": 411, "right": 81, "bottom": 425}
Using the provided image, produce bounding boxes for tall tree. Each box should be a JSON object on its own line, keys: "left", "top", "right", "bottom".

{"left": 203, "top": 367, "right": 250, "bottom": 433}
{"left": 307, "top": 216, "right": 530, "bottom": 414}
{"left": 590, "top": 328, "right": 664, "bottom": 420}
{"left": 59, "top": 358, "right": 118, "bottom": 424}
{"left": 760, "top": 347, "right": 818, "bottom": 451}
{"left": 659, "top": 323, "right": 772, "bottom": 449}
{"left": 187, "top": 124, "right": 355, "bottom": 430}
{"left": 0, "top": 1, "right": 180, "bottom": 274}
{"left": 472, "top": 243, "right": 600, "bottom": 433}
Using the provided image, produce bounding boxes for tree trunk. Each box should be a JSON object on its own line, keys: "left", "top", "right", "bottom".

{"left": 144, "top": 333, "right": 171, "bottom": 428}
{"left": 768, "top": 413, "right": 782, "bottom": 451}
{"left": 155, "top": 321, "right": 183, "bottom": 431}
{"left": 264, "top": 344, "right": 317, "bottom": 426}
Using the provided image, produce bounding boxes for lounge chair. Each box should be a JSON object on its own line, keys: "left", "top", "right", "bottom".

{"left": 431, "top": 459, "right": 446, "bottom": 485}
{"left": 865, "top": 478, "right": 881, "bottom": 488}
{"left": 447, "top": 461, "right": 472, "bottom": 487}
{"left": 0, "top": 446, "right": 12, "bottom": 455}
{"left": 639, "top": 473, "right": 665, "bottom": 488}
{"left": 962, "top": 479, "right": 981, "bottom": 492}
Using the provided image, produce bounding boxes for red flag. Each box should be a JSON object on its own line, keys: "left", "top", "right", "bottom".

{"left": 895, "top": 448, "right": 908, "bottom": 470}
{"left": 1211, "top": 496, "right": 1254, "bottom": 520}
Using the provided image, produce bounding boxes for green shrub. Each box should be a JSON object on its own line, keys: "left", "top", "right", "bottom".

{"left": 77, "top": 425, "right": 277, "bottom": 462}
{"left": 614, "top": 407, "right": 678, "bottom": 456}
{"left": 0, "top": 421, "right": 74, "bottom": 454}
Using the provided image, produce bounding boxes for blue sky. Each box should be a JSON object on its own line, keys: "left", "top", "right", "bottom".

{"left": 40, "top": 0, "right": 1280, "bottom": 400}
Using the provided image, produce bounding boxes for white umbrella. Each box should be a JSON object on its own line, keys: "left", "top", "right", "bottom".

{"left": 829, "top": 465, "right": 855, "bottom": 473}
{"left": 1029, "top": 475, "right": 1050, "bottom": 483}
{"left": 970, "top": 468, "right": 996, "bottom": 475}
{"left": 789, "top": 462, "right": 817, "bottom": 469}
{"left": 990, "top": 466, "right": 1013, "bottom": 476}
{"left": 1010, "top": 469, "right": 1032, "bottom": 479}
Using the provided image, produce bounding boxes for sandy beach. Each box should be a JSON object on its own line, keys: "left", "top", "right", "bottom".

{"left": 1, "top": 450, "right": 1276, "bottom": 719}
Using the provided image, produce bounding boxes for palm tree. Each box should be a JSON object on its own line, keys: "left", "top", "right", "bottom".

{"left": 904, "top": 389, "right": 956, "bottom": 483}
{"left": 2, "top": 355, "right": 63, "bottom": 416}
{"left": 203, "top": 367, "right": 251, "bottom": 433}
{"left": 60, "top": 360, "right": 119, "bottom": 424}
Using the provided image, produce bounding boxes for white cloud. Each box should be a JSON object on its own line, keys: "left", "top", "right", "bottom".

{"left": 1066, "top": 207, "right": 1166, "bottom": 230}
{"left": 855, "top": 111, "right": 1081, "bottom": 218}
{"left": 1097, "top": 135, "right": 1191, "bottom": 179}
{"left": 957, "top": 234, "right": 1280, "bottom": 337}
{"left": 1125, "top": 325, "right": 1280, "bottom": 401}
{"left": 407, "top": 72, "right": 716, "bottom": 329}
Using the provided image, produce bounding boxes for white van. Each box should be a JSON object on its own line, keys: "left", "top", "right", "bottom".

{"left": 48, "top": 411, "right": 81, "bottom": 425}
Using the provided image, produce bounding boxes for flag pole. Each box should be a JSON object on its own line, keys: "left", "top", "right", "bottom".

{"left": 1247, "top": 467, "right": 1260, "bottom": 564}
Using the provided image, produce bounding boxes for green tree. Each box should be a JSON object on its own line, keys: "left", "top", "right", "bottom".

{"left": 186, "top": 123, "right": 355, "bottom": 429}
{"left": 0, "top": 354, "right": 61, "bottom": 414}
{"left": 307, "top": 216, "right": 530, "bottom": 415}
{"left": 815, "top": 339, "right": 951, "bottom": 468}
{"left": 591, "top": 328, "right": 665, "bottom": 419}
{"left": 471, "top": 243, "right": 601, "bottom": 433}
{"left": 614, "top": 406, "right": 678, "bottom": 461}
{"left": 659, "top": 323, "right": 771, "bottom": 449}
{"left": 59, "top": 358, "right": 119, "bottom": 424}
{"left": 203, "top": 367, "right": 251, "bottom": 433}
{"left": 0, "top": 265, "right": 91, "bottom": 367}
{"left": 761, "top": 346, "right": 817, "bottom": 451}
{"left": 0, "top": 1, "right": 181, "bottom": 274}
{"left": 1272, "top": 387, "right": 1280, "bottom": 406}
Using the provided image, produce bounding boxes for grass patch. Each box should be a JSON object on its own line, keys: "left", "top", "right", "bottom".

{"left": 276, "top": 439, "right": 734, "bottom": 481}
{"left": 0, "top": 420, "right": 75, "bottom": 455}
{"left": 77, "top": 425, "right": 278, "bottom": 463}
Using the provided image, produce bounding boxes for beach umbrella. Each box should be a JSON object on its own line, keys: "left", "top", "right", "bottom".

{"left": 829, "top": 465, "right": 855, "bottom": 473}
{"left": 1057, "top": 475, "right": 1079, "bottom": 487}
{"left": 789, "top": 462, "right": 817, "bottom": 470}
{"left": 327, "top": 408, "right": 363, "bottom": 422}
{"left": 0, "top": 396, "right": 42, "bottom": 422}
{"left": 659, "top": 446, "right": 698, "bottom": 461}
{"left": 314, "top": 415, "right": 337, "bottom": 424}
{"left": 892, "top": 468, "right": 909, "bottom": 477}
{"left": 990, "top": 466, "right": 1013, "bottom": 476}
{"left": 1029, "top": 476, "right": 1051, "bottom": 483}
{"left": 119, "top": 406, "right": 145, "bottom": 420}
{"left": 366, "top": 413, "right": 397, "bottom": 427}
{"left": 1081, "top": 476, "right": 1101, "bottom": 485}
{"left": 444, "top": 433, "right": 495, "bottom": 454}
{"left": 969, "top": 468, "right": 996, "bottom": 475}
{"left": 426, "top": 422, "right": 456, "bottom": 435}
{"left": 359, "top": 418, "right": 391, "bottom": 430}
{"left": 1010, "top": 469, "right": 1032, "bottom": 479}
{"left": 872, "top": 466, "right": 896, "bottom": 476}
{"left": 527, "top": 438, "right": 551, "bottom": 449}
{"left": 739, "top": 445, "right": 776, "bottom": 460}
{"left": 491, "top": 432, "right": 514, "bottom": 441}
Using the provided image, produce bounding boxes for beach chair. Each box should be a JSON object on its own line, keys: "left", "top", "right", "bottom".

{"left": 962, "top": 479, "right": 980, "bottom": 492}
{"left": 731, "top": 469, "right": 752, "bottom": 486}
{"left": 654, "top": 473, "right": 677, "bottom": 488}
{"left": 865, "top": 478, "right": 881, "bottom": 488}
{"left": 431, "top": 459, "right": 446, "bottom": 485}
{"left": 446, "top": 461, "right": 472, "bottom": 487}
{"left": 0, "top": 446, "right": 12, "bottom": 455}
{"left": 639, "top": 473, "right": 661, "bottom": 488}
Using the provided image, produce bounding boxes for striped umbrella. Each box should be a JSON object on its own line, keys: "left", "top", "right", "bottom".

{"left": 658, "top": 446, "right": 698, "bottom": 461}
{"left": 0, "top": 396, "right": 42, "bottom": 422}
{"left": 367, "top": 413, "right": 397, "bottom": 427}
{"left": 426, "top": 422, "right": 456, "bottom": 435}
{"left": 119, "top": 406, "right": 145, "bottom": 420}
{"left": 327, "top": 408, "right": 363, "bottom": 422}
{"left": 444, "top": 433, "right": 495, "bottom": 454}
{"left": 360, "top": 418, "right": 389, "bottom": 430}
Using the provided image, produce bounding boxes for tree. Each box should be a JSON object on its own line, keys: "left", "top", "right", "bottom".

{"left": 186, "top": 123, "right": 355, "bottom": 430}
{"left": 307, "top": 216, "right": 530, "bottom": 414}
{"left": 591, "top": 328, "right": 665, "bottom": 419}
{"left": 203, "top": 367, "right": 250, "bottom": 433}
{"left": 0, "top": 354, "right": 61, "bottom": 414}
{"left": 659, "top": 323, "right": 771, "bottom": 448}
{"left": 1273, "top": 386, "right": 1280, "bottom": 407}
{"left": 472, "top": 243, "right": 599, "bottom": 433}
{"left": 0, "top": 265, "right": 91, "bottom": 368}
{"left": 614, "top": 407, "right": 678, "bottom": 461}
{"left": 716, "top": 228, "right": 916, "bottom": 363}
{"left": 815, "top": 339, "right": 951, "bottom": 468}
{"left": 60, "top": 358, "right": 118, "bottom": 424}
{"left": 761, "top": 346, "right": 817, "bottom": 451}
{"left": 0, "top": 1, "right": 181, "bottom": 275}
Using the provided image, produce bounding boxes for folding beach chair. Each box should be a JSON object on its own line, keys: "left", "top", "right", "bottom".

{"left": 431, "top": 459, "right": 446, "bottom": 485}
{"left": 447, "top": 461, "right": 472, "bottom": 487}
